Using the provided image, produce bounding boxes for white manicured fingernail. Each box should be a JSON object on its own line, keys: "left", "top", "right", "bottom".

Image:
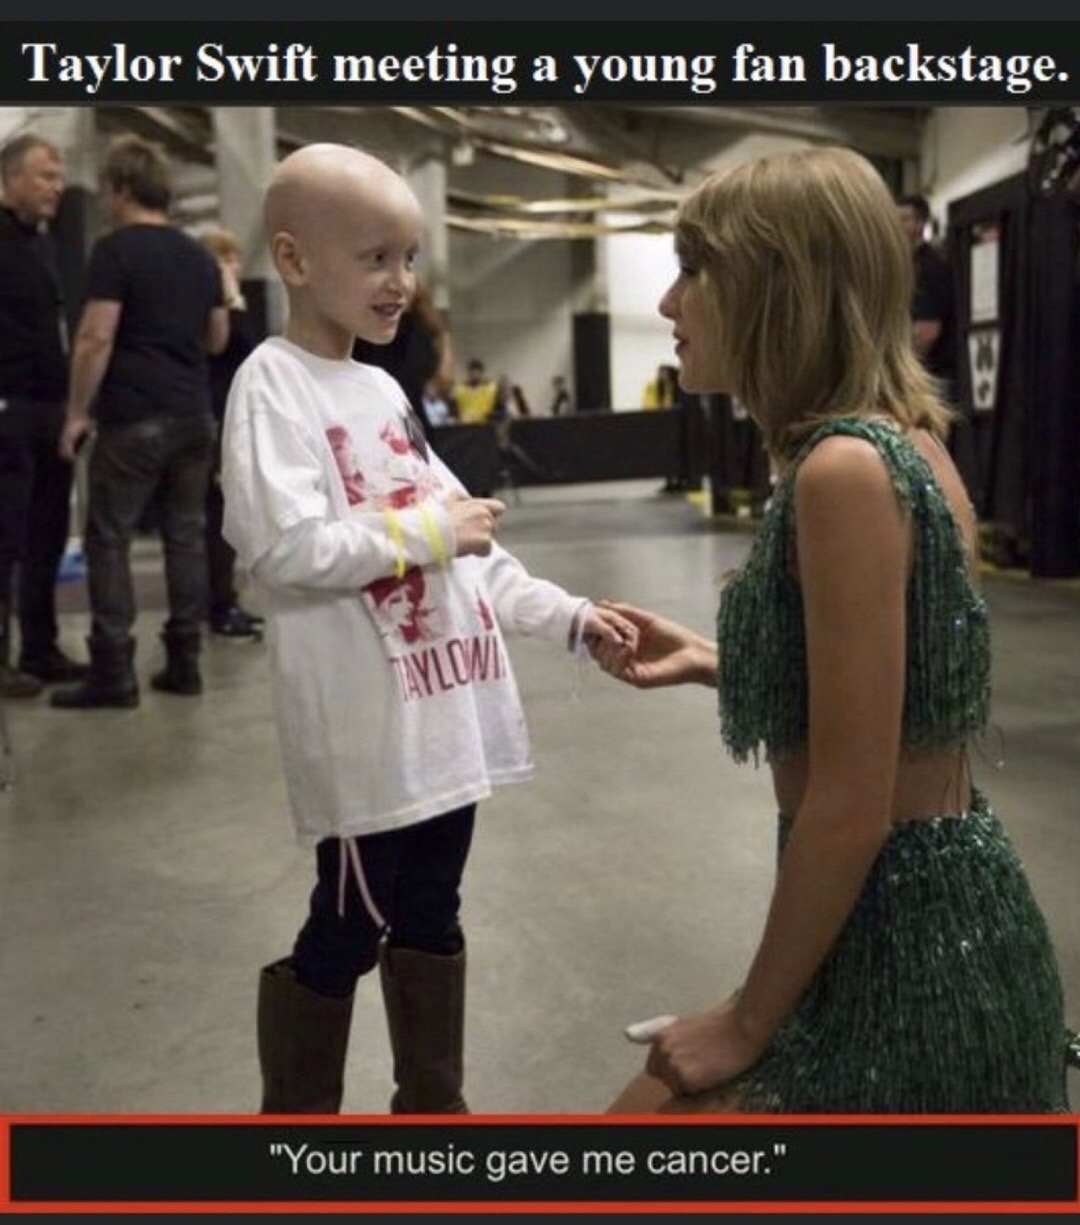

{"left": 624, "top": 1014, "right": 677, "bottom": 1043}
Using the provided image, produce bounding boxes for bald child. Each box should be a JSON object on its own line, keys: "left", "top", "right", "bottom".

{"left": 220, "top": 144, "right": 633, "bottom": 1116}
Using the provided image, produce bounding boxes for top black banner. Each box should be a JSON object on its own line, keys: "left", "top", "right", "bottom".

{"left": 1, "top": 21, "right": 1080, "bottom": 104}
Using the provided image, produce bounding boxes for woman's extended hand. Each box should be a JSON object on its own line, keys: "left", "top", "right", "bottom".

{"left": 589, "top": 601, "right": 717, "bottom": 689}
{"left": 643, "top": 998, "right": 765, "bottom": 1097}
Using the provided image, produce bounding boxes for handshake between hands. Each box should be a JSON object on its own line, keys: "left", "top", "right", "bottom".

{"left": 446, "top": 492, "right": 747, "bottom": 1099}
{"left": 443, "top": 493, "right": 715, "bottom": 690}
{"left": 586, "top": 600, "right": 718, "bottom": 690}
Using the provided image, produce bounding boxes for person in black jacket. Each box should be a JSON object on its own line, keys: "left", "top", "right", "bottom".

{"left": 897, "top": 195, "right": 957, "bottom": 402}
{"left": 352, "top": 282, "right": 453, "bottom": 437}
{"left": 0, "top": 133, "right": 88, "bottom": 698}
{"left": 199, "top": 228, "right": 263, "bottom": 639}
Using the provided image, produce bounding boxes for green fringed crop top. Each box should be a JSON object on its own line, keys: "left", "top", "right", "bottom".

{"left": 716, "top": 417, "right": 990, "bottom": 763}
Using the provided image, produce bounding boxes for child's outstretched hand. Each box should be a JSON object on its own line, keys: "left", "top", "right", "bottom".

{"left": 445, "top": 492, "right": 507, "bottom": 557}
{"left": 580, "top": 604, "right": 639, "bottom": 655}
{"left": 589, "top": 600, "right": 716, "bottom": 689}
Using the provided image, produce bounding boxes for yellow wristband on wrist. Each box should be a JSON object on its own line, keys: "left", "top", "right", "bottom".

{"left": 418, "top": 503, "right": 449, "bottom": 569}
{"left": 382, "top": 509, "right": 407, "bottom": 580}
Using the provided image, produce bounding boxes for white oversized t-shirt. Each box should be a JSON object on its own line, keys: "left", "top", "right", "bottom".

{"left": 221, "top": 337, "right": 587, "bottom": 842}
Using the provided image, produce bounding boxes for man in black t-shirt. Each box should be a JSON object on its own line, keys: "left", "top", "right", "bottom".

{"left": 0, "top": 133, "right": 88, "bottom": 698}
{"left": 52, "top": 136, "right": 228, "bottom": 710}
{"left": 897, "top": 194, "right": 957, "bottom": 401}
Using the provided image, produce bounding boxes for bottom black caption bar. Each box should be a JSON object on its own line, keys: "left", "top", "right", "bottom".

{"left": 9, "top": 1121, "right": 1078, "bottom": 1203}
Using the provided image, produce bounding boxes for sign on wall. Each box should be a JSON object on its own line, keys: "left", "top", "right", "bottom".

{"left": 967, "top": 327, "right": 1001, "bottom": 412}
{"left": 969, "top": 224, "right": 1001, "bottom": 324}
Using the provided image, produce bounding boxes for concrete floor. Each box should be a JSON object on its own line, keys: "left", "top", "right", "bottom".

{"left": 2, "top": 480, "right": 1078, "bottom": 1114}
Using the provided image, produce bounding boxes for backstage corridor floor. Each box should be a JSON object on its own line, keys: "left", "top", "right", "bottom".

{"left": 2, "top": 481, "right": 1078, "bottom": 1114}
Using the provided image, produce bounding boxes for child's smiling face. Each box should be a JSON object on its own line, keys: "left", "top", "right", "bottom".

{"left": 266, "top": 144, "right": 424, "bottom": 357}
{"left": 302, "top": 191, "right": 422, "bottom": 350}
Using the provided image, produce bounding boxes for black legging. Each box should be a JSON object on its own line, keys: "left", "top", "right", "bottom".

{"left": 291, "top": 804, "right": 476, "bottom": 997}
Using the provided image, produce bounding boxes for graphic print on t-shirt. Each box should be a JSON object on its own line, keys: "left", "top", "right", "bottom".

{"left": 323, "top": 419, "right": 506, "bottom": 704}
{"left": 476, "top": 592, "right": 494, "bottom": 631}
{"left": 325, "top": 418, "right": 440, "bottom": 511}
{"left": 375, "top": 419, "right": 440, "bottom": 510}
{"left": 380, "top": 420, "right": 411, "bottom": 456}
{"left": 368, "top": 570, "right": 508, "bottom": 705}
{"left": 366, "top": 568, "right": 446, "bottom": 646}
{"left": 326, "top": 424, "right": 367, "bottom": 506}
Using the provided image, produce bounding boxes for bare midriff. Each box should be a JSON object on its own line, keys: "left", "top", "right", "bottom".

{"left": 771, "top": 745, "right": 971, "bottom": 825}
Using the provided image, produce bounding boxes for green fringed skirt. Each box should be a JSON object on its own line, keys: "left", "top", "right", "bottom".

{"left": 727, "top": 789, "right": 1068, "bottom": 1113}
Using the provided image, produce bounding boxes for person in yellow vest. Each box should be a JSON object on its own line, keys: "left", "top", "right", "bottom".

{"left": 452, "top": 359, "right": 499, "bottom": 425}
{"left": 641, "top": 364, "right": 679, "bottom": 411}
{"left": 642, "top": 364, "right": 685, "bottom": 491}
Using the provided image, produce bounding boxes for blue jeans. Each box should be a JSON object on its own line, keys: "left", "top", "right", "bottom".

{"left": 85, "top": 415, "right": 214, "bottom": 647}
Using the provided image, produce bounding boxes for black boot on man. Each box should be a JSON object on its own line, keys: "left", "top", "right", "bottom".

{"left": 150, "top": 628, "right": 202, "bottom": 696}
{"left": 50, "top": 635, "right": 138, "bottom": 709}
{"left": 0, "top": 597, "right": 43, "bottom": 698}
{"left": 19, "top": 644, "right": 89, "bottom": 685}
{"left": 209, "top": 603, "right": 264, "bottom": 639}
{"left": 0, "top": 631, "right": 42, "bottom": 701}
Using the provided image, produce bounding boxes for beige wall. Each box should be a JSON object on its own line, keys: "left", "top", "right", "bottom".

{"left": 920, "top": 107, "right": 1030, "bottom": 227}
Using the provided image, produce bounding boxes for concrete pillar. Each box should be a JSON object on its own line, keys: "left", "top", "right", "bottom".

{"left": 571, "top": 232, "right": 609, "bottom": 315}
{"left": 212, "top": 107, "right": 275, "bottom": 275}
{"left": 570, "top": 234, "right": 611, "bottom": 411}
{"left": 405, "top": 147, "right": 450, "bottom": 313}
{"left": 19, "top": 109, "right": 99, "bottom": 337}
{"left": 212, "top": 107, "right": 280, "bottom": 334}
{"left": 30, "top": 107, "right": 97, "bottom": 192}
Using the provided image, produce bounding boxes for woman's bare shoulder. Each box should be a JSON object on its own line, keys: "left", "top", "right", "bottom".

{"left": 794, "top": 433, "right": 899, "bottom": 509}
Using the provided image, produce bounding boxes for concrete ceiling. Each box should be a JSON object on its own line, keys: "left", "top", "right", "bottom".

{"left": 93, "top": 103, "right": 926, "bottom": 233}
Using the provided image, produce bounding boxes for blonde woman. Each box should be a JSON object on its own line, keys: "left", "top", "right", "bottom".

{"left": 595, "top": 147, "right": 1067, "bottom": 1113}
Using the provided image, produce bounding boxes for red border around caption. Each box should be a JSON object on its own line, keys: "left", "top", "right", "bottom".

{"left": 0, "top": 1113, "right": 1077, "bottom": 1215}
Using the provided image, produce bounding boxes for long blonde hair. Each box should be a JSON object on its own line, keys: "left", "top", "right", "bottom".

{"left": 676, "top": 146, "right": 951, "bottom": 462}
{"left": 199, "top": 226, "right": 242, "bottom": 263}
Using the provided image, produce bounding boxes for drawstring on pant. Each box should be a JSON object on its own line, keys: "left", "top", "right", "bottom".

{"left": 337, "top": 836, "right": 390, "bottom": 937}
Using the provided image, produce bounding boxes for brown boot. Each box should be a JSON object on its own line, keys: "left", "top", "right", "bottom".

{"left": 257, "top": 958, "right": 355, "bottom": 1113}
{"left": 378, "top": 943, "right": 468, "bottom": 1114}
